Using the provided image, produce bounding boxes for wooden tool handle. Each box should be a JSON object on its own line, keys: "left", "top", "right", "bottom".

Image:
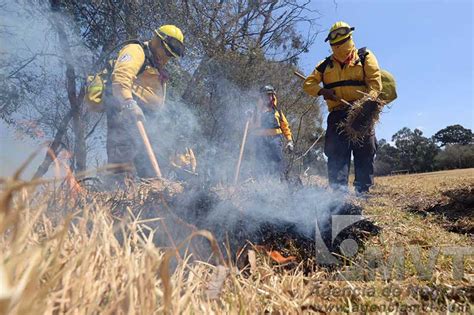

{"left": 294, "top": 71, "right": 306, "bottom": 80}
{"left": 136, "top": 120, "right": 162, "bottom": 178}
{"left": 233, "top": 119, "right": 250, "bottom": 185}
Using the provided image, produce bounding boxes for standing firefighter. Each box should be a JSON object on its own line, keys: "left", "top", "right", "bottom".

{"left": 250, "top": 85, "right": 294, "bottom": 178}
{"left": 303, "top": 22, "right": 382, "bottom": 194}
{"left": 103, "top": 25, "right": 184, "bottom": 182}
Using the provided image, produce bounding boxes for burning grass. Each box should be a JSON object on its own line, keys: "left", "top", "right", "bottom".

{"left": 0, "top": 169, "right": 473, "bottom": 313}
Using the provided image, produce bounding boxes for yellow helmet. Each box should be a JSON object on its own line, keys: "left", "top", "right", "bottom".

{"left": 325, "top": 21, "right": 354, "bottom": 45}
{"left": 154, "top": 25, "right": 185, "bottom": 58}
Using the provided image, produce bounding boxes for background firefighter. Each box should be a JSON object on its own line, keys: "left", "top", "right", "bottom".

{"left": 303, "top": 21, "right": 382, "bottom": 194}
{"left": 105, "top": 25, "right": 184, "bottom": 184}
{"left": 249, "top": 85, "right": 294, "bottom": 179}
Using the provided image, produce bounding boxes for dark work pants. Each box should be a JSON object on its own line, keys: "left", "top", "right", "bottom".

{"left": 106, "top": 106, "right": 155, "bottom": 179}
{"left": 255, "top": 135, "right": 284, "bottom": 178}
{"left": 324, "top": 110, "right": 377, "bottom": 193}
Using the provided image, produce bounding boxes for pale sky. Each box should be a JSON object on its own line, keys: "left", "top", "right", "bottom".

{"left": 299, "top": 0, "right": 473, "bottom": 141}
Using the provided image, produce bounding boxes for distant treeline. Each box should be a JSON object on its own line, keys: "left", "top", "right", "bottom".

{"left": 375, "top": 124, "right": 474, "bottom": 175}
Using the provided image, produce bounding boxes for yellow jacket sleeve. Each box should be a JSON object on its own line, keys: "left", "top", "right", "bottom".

{"left": 279, "top": 111, "right": 293, "bottom": 141}
{"left": 363, "top": 50, "right": 382, "bottom": 99}
{"left": 111, "top": 44, "right": 146, "bottom": 103}
{"left": 303, "top": 61, "right": 324, "bottom": 97}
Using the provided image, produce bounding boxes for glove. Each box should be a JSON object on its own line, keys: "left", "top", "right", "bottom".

{"left": 122, "top": 99, "right": 145, "bottom": 122}
{"left": 318, "top": 88, "right": 338, "bottom": 101}
{"left": 286, "top": 140, "right": 294, "bottom": 152}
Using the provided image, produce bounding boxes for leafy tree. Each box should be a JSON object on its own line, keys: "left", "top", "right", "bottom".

{"left": 1, "top": 0, "right": 323, "bottom": 181}
{"left": 374, "top": 139, "right": 400, "bottom": 175}
{"left": 433, "top": 124, "right": 473, "bottom": 146}
{"left": 434, "top": 144, "right": 474, "bottom": 170}
{"left": 391, "top": 127, "right": 439, "bottom": 173}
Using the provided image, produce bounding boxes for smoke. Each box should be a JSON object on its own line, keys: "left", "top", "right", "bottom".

{"left": 128, "top": 65, "right": 350, "bottom": 250}
{"left": 0, "top": 0, "right": 102, "bottom": 177}
{"left": 1, "top": 1, "right": 351, "bottom": 254}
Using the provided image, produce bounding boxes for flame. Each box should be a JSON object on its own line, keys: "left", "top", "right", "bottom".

{"left": 47, "top": 148, "right": 84, "bottom": 198}
{"left": 267, "top": 250, "right": 296, "bottom": 264}
{"left": 253, "top": 245, "right": 296, "bottom": 264}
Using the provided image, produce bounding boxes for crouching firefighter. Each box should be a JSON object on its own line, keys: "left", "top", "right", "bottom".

{"left": 85, "top": 25, "right": 185, "bottom": 184}
{"left": 303, "top": 21, "right": 382, "bottom": 194}
{"left": 249, "top": 85, "right": 294, "bottom": 179}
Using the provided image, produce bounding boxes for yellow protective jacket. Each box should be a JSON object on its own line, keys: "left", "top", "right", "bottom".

{"left": 251, "top": 107, "right": 293, "bottom": 141}
{"left": 111, "top": 42, "right": 166, "bottom": 111}
{"left": 303, "top": 48, "right": 382, "bottom": 111}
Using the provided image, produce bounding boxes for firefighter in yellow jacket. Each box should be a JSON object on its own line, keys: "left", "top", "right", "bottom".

{"left": 250, "top": 85, "right": 293, "bottom": 178}
{"left": 106, "top": 25, "right": 184, "bottom": 180}
{"left": 303, "top": 22, "right": 382, "bottom": 194}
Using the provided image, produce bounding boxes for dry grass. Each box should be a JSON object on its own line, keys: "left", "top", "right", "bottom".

{"left": 338, "top": 96, "right": 383, "bottom": 143}
{"left": 0, "top": 169, "right": 472, "bottom": 314}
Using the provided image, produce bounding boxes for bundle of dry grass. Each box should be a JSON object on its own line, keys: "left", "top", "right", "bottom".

{"left": 338, "top": 95, "right": 384, "bottom": 143}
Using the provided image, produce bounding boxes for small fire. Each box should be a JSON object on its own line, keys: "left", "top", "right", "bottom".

{"left": 267, "top": 250, "right": 296, "bottom": 264}
{"left": 254, "top": 245, "right": 296, "bottom": 264}
{"left": 48, "top": 148, "right": 84, "bottom": 198}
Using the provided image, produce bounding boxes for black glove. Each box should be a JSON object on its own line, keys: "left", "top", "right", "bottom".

{"left": 318, "top": 88, "right": 338, "bottom": 101}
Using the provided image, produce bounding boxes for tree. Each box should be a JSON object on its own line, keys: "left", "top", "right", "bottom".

{"left": 433, "top": 124, "right": 473, "bottom": 146}
{"left": 374, "top": 139, "right": 400, "bottom": 175}
{"left": 1, "top": 0, "right": 324, "bottom": 182}
{"left": 434, "top": 144, "right": 474, "bottom": 170}
{"left": 391, "top": 127, "right": 439, "bottom": 173}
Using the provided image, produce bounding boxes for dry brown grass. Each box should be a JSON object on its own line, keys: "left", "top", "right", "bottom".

{"left": 0, "top": 169, "right": 472, "bottom": 314}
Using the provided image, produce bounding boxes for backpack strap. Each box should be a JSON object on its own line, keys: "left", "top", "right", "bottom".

{"left": 316, "top": 56, "right": 333, "bottom": 73}
{"left": 357, "top": 47, "right": 369, "bottom": 79}
{"left": 357, "top": 47, "right": 368, "bottom": 66}
{"left": 316, "top": 56, "right": 333, "bottom": 83}
{"left": 318, "top": 48, "right": 370, "bottom": 89}
{"left": 138, "top": 42, "right": 154, "bottom": 76}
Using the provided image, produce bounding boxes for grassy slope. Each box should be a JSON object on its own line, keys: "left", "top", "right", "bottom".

{"left": 0, "top": 169, "right": 472, "bottom": 314}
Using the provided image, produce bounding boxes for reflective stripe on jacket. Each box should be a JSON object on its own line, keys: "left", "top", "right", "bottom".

{"left": 111, "top": 43, "right": 165, "bottom": 111}
{"left": 303, "top": 49, "right": 382, "bottom": 112}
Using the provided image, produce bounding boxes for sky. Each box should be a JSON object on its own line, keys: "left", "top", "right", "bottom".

{"left": 298, "top": 0, "right": 473, "bottom": 141}
{"left": 1, "top": 0, "right": 473, "bottom": 177}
